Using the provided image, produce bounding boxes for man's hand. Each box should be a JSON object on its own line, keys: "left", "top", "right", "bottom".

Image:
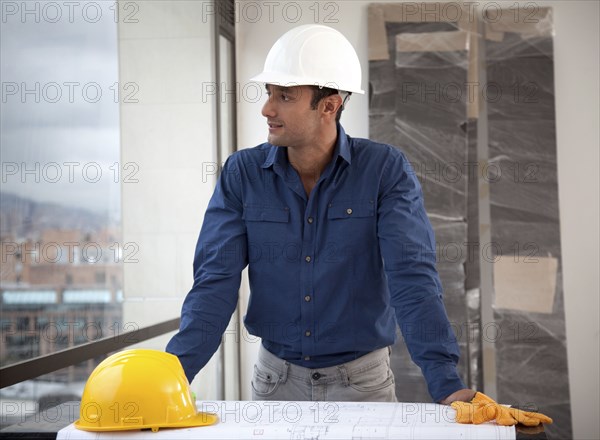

{"left": 439, "top": 388, "right": 476, "bottom": 405}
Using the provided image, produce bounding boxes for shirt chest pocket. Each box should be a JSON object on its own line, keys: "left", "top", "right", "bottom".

{"left": 243, "top": 206, "right": 290, "bottom": 246}
{"left": 243, "top": 206, "right": 290, "bottom": 223}
{"left": 327, "top": 200, "right": 375, "bottom": 220}
{"left": 326, "top": 200, "right": 377, "bottom": 252}
{"left": 243, "top": 206, "right": 291, "bottom": 266}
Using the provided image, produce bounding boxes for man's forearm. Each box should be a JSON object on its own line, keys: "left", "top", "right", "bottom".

{"left": 166, "top": 286, "right": 238, "bottom": 382}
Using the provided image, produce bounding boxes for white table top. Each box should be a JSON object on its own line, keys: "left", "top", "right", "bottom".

{"left": 57, "top": 400, "right": 515, "bottom": 440}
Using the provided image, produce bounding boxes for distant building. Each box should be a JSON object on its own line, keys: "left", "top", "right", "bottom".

{"left": 1, "top": 227, "right": 123, "bottom": 381}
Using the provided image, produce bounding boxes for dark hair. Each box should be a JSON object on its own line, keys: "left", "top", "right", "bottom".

{"left": 309, "top": 86, "right": 345, "bottom": 122}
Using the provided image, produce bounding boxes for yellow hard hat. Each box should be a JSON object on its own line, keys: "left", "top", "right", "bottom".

{"left": 74, "top": 349, "right": 218, "bottom": 432}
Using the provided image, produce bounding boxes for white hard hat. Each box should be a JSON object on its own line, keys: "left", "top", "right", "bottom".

{"left": 250, "top": 24, "right": 364, "bottom": 94}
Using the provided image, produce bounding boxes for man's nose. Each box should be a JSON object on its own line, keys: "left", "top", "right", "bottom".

{"left": 262, "top": 95, "right": 275, "bottom": 118}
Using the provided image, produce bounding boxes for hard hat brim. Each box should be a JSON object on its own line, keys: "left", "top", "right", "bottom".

{"left": 74, "top": 411, "right": 218, "bottom": 432}
{"left": 250, "top": 71, "right": 365, "bottom": 95}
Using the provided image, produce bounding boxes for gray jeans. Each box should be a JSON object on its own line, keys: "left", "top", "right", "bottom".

{"left": 251, "top": 345, "right": 397, "bottom": 402}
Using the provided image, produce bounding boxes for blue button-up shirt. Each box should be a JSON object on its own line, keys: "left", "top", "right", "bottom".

{"left": 167, "top": 124, "right": 465, "bottom": 402}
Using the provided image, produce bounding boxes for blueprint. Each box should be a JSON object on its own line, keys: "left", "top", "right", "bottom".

{"left": 57, "top": 401, "right": 515, "bottom": 440}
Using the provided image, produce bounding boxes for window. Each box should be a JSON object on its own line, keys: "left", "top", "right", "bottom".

{"left": 1, "top": 1, "right": 122, "bottom": 409}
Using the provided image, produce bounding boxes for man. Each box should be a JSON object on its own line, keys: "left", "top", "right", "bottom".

{"left": 167, "top": 25, "right": 474, "bottom": 404}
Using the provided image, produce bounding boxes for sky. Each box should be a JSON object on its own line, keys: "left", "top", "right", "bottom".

{"left": 1, "top": 1, "right": 121, "bottom": 219}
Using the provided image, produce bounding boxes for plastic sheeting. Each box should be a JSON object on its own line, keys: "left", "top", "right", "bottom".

{"left": 368, "top": 3, "right": 569, "bottom": 438}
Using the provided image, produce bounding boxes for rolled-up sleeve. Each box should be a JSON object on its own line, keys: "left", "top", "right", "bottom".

{"left": 377, "top": 149, "right": 466, "bottom": 402}
{"left": 166, "top": 155, "right": 248, "bottom": 383}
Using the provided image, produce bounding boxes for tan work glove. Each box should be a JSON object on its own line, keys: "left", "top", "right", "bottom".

{"left": 451, "top": 392, "right": 553, "bottom": 426}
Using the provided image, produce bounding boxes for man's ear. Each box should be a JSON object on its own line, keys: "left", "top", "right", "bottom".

{"left": 321, "top": 94, "right": 343, "bottom": 120}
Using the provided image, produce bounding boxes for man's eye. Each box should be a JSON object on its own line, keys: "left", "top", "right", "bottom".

{"left": 281, "top": 94, "right": 290, "bottom": 101}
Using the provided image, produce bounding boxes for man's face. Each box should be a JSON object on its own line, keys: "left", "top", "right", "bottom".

{"left": 261, "top": 85, "right": 320, "bottom": 148}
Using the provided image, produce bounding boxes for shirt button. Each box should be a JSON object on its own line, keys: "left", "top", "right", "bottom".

{"left": 307, "top": 217, "right": 314, "bottom": 224}
{"left": 305, "top": 330, "right": 311, "bottom": 337}
{"left": 312, "top": 372, "right": 321, "bottom": 380}
{"left": 304, "top": 295, "right": 311, "bottom": 302}
{"left": 305, "top": 256, "right": 311, "bottom": 263}
{"left": 304, "top": 356, "right": 310, "bottom": 361}
{"left": 346, "top": 208, "right": 353, "bottom": 215}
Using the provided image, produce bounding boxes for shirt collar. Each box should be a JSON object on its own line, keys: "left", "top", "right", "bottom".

{"left": 262, "top": 123, "right": 352, "bottom": 169}
{"left": 262, "top": 143, "right": 285, "bottom": 169}
{"left": 336, "top": 123, "right": 352, "bottom": 165}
